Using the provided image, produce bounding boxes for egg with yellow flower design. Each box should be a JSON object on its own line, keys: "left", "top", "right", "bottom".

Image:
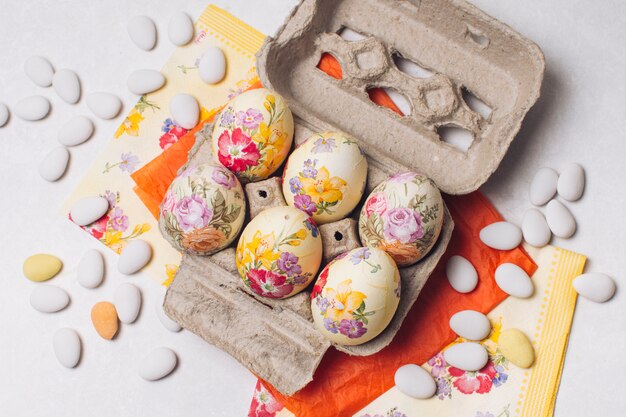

{"left": 212, "top": 88, "right": 294, "bottom": 183}
{"left": 282, "top": 132, "right": 368, "bottom": 224}
{"left": 236, "top": 206, "right": 322, "bottom": 299}
{"left": 311, "top": 247, "right": 401, "bottom": 345}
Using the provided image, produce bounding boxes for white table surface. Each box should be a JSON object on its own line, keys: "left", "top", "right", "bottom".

{"left": 1, "top": 1, "right": 624, "bottom": 416}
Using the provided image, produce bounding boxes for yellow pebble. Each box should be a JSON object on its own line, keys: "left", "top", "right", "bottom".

{"left": 498, "top": 328, "right": 535, "bottom": 368}
{"left": 91, "top": 302, "right": 119, "bottom": 340}
{"left": 23, "top": 254, "right": 63, "bottom": 282}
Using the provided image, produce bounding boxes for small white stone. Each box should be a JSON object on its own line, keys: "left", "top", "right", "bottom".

{"left": 545, "top": 199, "right": 576, "bottom": 238}
{"left": 58, "top": 116, "right": 94, "bottom": 147}
{"left": 168, "top": 12, "right": 194, "bottom": 46}
{"left": 443, "top": 342, "right": 488, "bottom": 372}
{"left": 24, "top": 56, "right": 55, "bottom": 87}
{"left": 128, "top": 15, "right": 157, "bottom": 51}
{"left": 449, "top": 310, "right": 491, "bottom": 341}
{"left": 557, "top": 163, "right": 585, "bottom": 202}
{"left": 495, "top": 263, "right": 534, "bottom": 298}
{"left": 479, "top": 221, "right": 522, "bottom": 251}
{"left": 39, "top": 147, "right": 69, "bottom": 182}
{"left": 70, "top": 196, "right": 109, "bottom": 226}
{"left": 86, "top": 92, "right": 122, "bottom": 120}
{"left": 30, "top": 285, "right": 70, "bottom": 313}
{"left": 127, "top": 69, "right": 166, "bottom": 95}
{"left": 573, "top": 273, "right": 616, "bottom": 303}
{"left": 77, "top": 249, "right": 104, "bottom": 289}
{"left": 52, "top": 69, "right": 81, "bottom": 104}
{"left": 529, "top": 167, "right": 558, "bottom": 206}
{"left": 394, "top": 364, "right": 436, "bottom": 399}
{"left": 155, "top": 297, "right": 181, "bottom": 332}
{"left": 14, "top": 95, "right": 51, "bottom": 121}
{"left": 138, "top": 347, "right": 177, "bottom": 381}
{"left": 53, "top": 328, "right": 81, "bottom": 368}
{"left": 114, "top": 283, "right": 142, "bottom": 323}
{"left": 521, "top": 208, "right": 551, "bottom": 248}
{"left": 118, "top": 239, "right": 152, "bottom": 275}
{"left": 169, "top": 93, "right": 199, "bottom": 129}
{"left": 0, "top": 103, "right": 10, "bottom": 127}
{"left": 198, "top": 46, "right": 226, "bottom": 84}
{"left": 446, "top": 255, "right": 478, "bottom": 293}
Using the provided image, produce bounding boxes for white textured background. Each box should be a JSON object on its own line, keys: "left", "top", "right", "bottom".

{"left": 0, "top": 1, "right": 624, "bottom": 416}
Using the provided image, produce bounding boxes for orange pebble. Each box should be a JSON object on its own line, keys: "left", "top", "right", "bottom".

{"left": 91, "top": 301, "right": 119, "bottom": 340}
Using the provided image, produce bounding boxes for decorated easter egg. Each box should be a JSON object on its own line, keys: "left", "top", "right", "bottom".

{"left": 236, "top": 206, "right": 322, "bottom": 299}
{"left": 159, "top": 163, "right": 246, "bottom": 255}
{"left": 212, "top": 88, "right": 294, "bottom": 183}
{"left": 311, "top": 247, "right": 401, "bottom": 345}
{"left": 282, "top": 131, "right": 368, "bottom": 225}
{"left": 359, "top": 172, "right": 444, "bottom": 266}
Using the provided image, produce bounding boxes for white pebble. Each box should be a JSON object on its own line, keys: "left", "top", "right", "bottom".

{"left": 198, "top": 46, "right": 226, "bottom": 84}
{"left": 155, "top": 297, "right": 181, "bottom": 332}
{"left": 394, "top": 364, "right": 436, "bottom": 399}
{"left": 52, "top": 69, "right": 81, "bottom": 104}
{"left": 495, "top": 263, "right": 534, "bottom": 298}
{"left": 138, "top": 347, "right": 177, "bottom": 381}
{"left": 168, "top": 12, "right": 194, "bottom": 46}
{"left": 449, "top": 310, "right": 491, "bottom": 341}
{"left": 24, "top": 56, "right": 55, "bottom": 87}
{"left": 446, "top": 255, "right": 478, "bottom": 293}
{"left": 479, "top": 221, "right": 522, "bottom": 250}
{"left": 128, "top": 15, "right": 157, "bottom": 51}
{"left": 573, "top": 273, "right": 616, "bottom": 303}
{"left": 118, "top": 239, "right": 152, "bottom": 275}
{"left": 70, "top": 196, "right": 109, "bottom": 226}
{"left": 87, "top": 92, "right": 122, "bottom": 119}
{"left": 14, "top": 95, "right": 51, "bottom": 121}
{"left": 115, "top": 283, "right": 142, "bottom": 323}
{"left": 39, "top": 147, "right": 69, "bottom": 182}
{"left": 77, "top": 249, "right": 104, "bottom": 289}
{"left": 443, "top": 342, "right": 488, "bottom": 372}
{"left": 0, "top": 102, "right": 9, "bottom": 127}
{"left": 127, "top": 69, "right": 166, "bottom": 95}
{"left": 545, "top": 199, "right": 576, "bottom": 238}
{"left": 30, "top": 285, "right": 70, "bottom": 313}
{"left": 521, "top": 208, "right": 551, "bottom": 247}
{"left": 53, "top": 328, "right": 81, "bottom": 368}
{"left": 557, "top": 163, "right": 585, "bottom": 202}
{"left": 58, "top": 116, "right": 94, "bottom": 147}
{"left": 529, "top": 167, "right": 558, "bottom": 206}
{"left": 169, "top": 94, "right": 199, "bottom": 129}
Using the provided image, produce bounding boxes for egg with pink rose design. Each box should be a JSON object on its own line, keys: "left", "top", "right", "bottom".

{"left": 358, "top": 172, "right": 444, "bottom": 266}
{"left": 159, "top": 162, "right": 246, "bottom": 255}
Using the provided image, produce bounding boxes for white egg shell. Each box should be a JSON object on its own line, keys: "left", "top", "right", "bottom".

{"left": 128, "top": 15, "right": 157, "bottom": 51}
{"left": 359, "top": 172, "right": 444, "bottom": 266}
{"left": 446, "top": 255, "right": 478, "bottom": 293}
{"left": 479, "top": 221, "right": 522, "bottom": 250}
{"left": 212, "top": 88, "right": 294, "bottom": 183}
{"left": 495, "top": 263, "right": 534, "bottom": 298}
{"left": 0, "top": 102, "right": 9, "bottom": 127}
{"left": 53, "top": 328, "right": 81, "bottom": 368}
{"left": 449, "top": 310, "right": 491, "bottom": 341}
{"left": 127, "top": 69, "right": 166, "bottom": 95}
{"left": 394, "top": 364, "right": 436, "bottom": 399}
{"left": 155, "top": 298, "right": 182, "bottom": 332}
{"left": 237, "top": 206, "right": 322, "bottom": 299}
{"left": 58, "top": 116, "right": 94, "bottom": 147}
{"left": 39, "top": 147, "right": 69, "bottom": 182}
{"left": 283, "top": 132, "right": 367, "bottom": 225}
{"left": 14, "top": 95, "right": 50, "bottom": 121}
{"left": 522, "top": 208, "right": 551, "bottom": 247}
{"left": 30, "top": 285, "right": 70, "bottom": 313}
{"left": 138, "top": 347, "right": 177, "bottom": 381}
{"left": 311, "top": 247, "right": 400, "bottom": 345}
{"left": 118, "top": 239, "right": 152, "bottom": 275}
{"left": 24, "top": 55, "right": 54, "bottom": 87}
{"left": 545, "top": 199, "right": 576, "bottom": 238}
{"left": 159, "top": 163, "right": 246, "bottom": 255}
{"left": 168, "top": 12, "right": 194, "bottom": 46}
{"left": 198, "top": 46, "right": 226, "bottom": 84}
{"left": 169, "top": 93, "right": 199, "bottom": 129}
{"left": 77, "top": 249, "right": 104, "bottom": 289}
{"left": 87, "top": 92, "right": 122, "bottom": 120}
{"left": 114, "top": 283, "right": 142, "bottom": 323}
{"left": 573, "top": 273, "right": 616, "bottom": 303}
{"left": 557, "top": 163, "right": 585, "bottom": 202}
{"left": 529, "top": 167, "right": 558, "bottom": 206}
{"left": 70, "top": 196, "right": 109, "bottom": 226}
{"left": 52, "top": 69, "right": 81, "bottom": 104}
{"left": 443, "top": 342, "right": 489, "bottom": 372}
